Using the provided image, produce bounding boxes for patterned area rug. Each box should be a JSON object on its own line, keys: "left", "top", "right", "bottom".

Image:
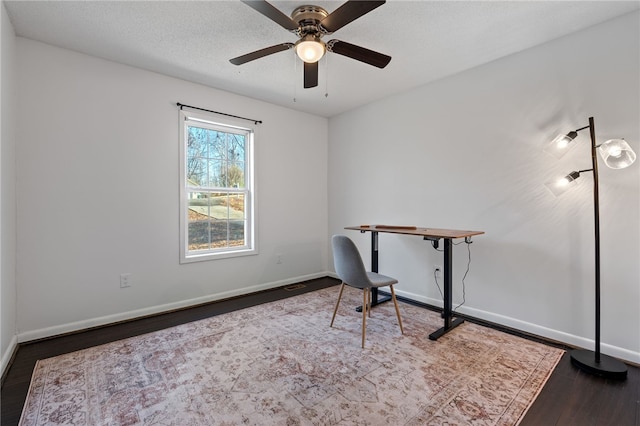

{"left": 19, "top": 286, "right": 563, "bottom": 425}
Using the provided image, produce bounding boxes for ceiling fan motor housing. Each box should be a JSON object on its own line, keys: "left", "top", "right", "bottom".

{"left": 291, "top": 5, "right": 329, "bottom": 37}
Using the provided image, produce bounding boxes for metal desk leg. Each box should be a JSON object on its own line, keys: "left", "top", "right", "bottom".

{"left": 356, "top": 231, "right": 391, "bottom": 312}
{"left": 429, "top": 238, "right": 464, "bottom": 340}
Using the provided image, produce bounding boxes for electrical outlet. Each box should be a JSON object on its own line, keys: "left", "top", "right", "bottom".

{"left": 434, "top": 265, "right": 442, "bottom": 278}
{"left": 276, "top": 254, "right": 283, "bottom": 264}
{"left": 120, "top": 273, "right": 132, "bottom": 288}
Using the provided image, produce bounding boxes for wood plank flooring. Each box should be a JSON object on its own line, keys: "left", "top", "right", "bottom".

{"left": 2, "top": 276, "right": 638, "bottom": 425}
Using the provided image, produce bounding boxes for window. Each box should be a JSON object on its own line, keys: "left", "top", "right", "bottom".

{"left": 179, "top": 110, "right": 256, "bottom": 263}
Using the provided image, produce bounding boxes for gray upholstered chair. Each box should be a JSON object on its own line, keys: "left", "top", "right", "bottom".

{"left": 330, "top": 234, "right": 404, "bottom": 348}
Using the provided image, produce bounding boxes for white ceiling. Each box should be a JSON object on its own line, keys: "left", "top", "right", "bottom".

{"left": 4, "top": 1, "right": 639, "bottom": 117}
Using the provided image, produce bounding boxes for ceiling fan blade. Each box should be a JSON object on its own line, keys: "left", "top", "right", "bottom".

{"left": 320, "top": 1, "right": 385, "bottom": 33}
{"left": 230, "top": 43, "right": 294, "bottom": 65}
{"left": 304, "top": 62, "right": 319, "bottom": 88}
{"left": 327, "top": 40, "right": 391, "bottom": 68}
{"left": 240, "top": 0, "right": 299, "bottom": 31}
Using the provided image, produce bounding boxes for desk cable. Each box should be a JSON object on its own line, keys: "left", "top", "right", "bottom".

{"left": 432, "top": 239, "right": 472, "bottom": 312}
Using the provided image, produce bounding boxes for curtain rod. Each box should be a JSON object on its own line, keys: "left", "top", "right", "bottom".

{"left": 176, "top": 102, "right": 262, "bottom": 125}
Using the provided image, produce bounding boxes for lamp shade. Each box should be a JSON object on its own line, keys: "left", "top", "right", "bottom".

{"left": 545, "top": 171, "right": 580, "bottom": 197}
{"left": 295, "top": 36, "right": 325, "bottom": 63}
{"left": 544, "top": 131, "right": 578, "bottom": 159}
{"left": 598, "top": 139, "right": 636, "bottom": 169}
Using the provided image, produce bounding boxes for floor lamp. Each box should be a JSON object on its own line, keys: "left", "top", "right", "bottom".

{"left": 544, "top": 116, "right": 635, "bottom": 380}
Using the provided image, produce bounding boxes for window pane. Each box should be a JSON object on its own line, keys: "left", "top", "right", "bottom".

{"left": 213, "top": 193, "right": 246, "bottom": 248}
{"left": 208, "top": 192, "right": 227, "bottom": 220}
{"left": 229, "top": 220, "right": 246, "bottom": 246}
{"left": 187, "top": 195, "right": 211, "bottom": 251}
{"left": 187, "top": 157, "right": 206, "bottom": 186}
{"left": 228, "top": 193, "right": 246, "bottom": 220}
{"left": 228, "top": 133, "right": 245, "bottom": 162}
{"left": 209, "top": 221, "right": 228, "bottom": 248}
{"left": 208, "top": 131, "right": 226, "bottom": 160}
{"left": 207, "top": 159, "right": 225, "bottom": 187}
{"left": 187, "top": 125, "right": 249, "bottom": 190}
{"left": 187, "top": 192, "right": 246, "bottom": 252}
{"left": 227, "top": 161, "right": 245, "bottom": 188}
{"left": 188, "top": 127, "right": 207, "bottom": 159}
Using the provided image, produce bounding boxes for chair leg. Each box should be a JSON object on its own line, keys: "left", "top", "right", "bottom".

{"left": 368, "top": 288, "right": 372, "bottom": 318}
{"left": 362, "top": 288, "right": 368, "bottom": 348}
{"left": 390, "top": 285, "right": 404, "bottom": 334}
{"left": 330, "top": 282, "right": 346, "bottom": 327}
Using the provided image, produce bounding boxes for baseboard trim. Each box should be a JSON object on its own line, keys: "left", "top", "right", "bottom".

{"left": 15, "top": 274, "right": 639, "bottom": 366}
{"left": 394, "top": 288, "right": 640, "bottom": 365}
{"left": 1, "top": 334, "right": 18, "bottom": 381}
{"left": 17, "top": 272, "right": 329, "bottom": 344}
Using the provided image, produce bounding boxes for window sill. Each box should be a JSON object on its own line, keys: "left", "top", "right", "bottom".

{"left": 180, "top": 247, "right": 258, "bottom": 264}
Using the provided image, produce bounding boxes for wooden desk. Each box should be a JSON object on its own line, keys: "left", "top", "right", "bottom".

{"left": 345, "top": 225, "right": 484, "bottom": 340}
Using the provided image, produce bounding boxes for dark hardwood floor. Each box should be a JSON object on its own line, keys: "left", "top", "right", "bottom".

{"left": 2, "top": 276, "right": 638, "bottom": 425}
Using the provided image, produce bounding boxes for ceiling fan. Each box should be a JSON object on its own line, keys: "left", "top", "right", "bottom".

{"left": 229, "top": 0, "right": 391, "bottom": 89}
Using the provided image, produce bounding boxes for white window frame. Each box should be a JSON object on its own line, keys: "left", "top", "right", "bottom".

{"left": 179, "top": 109, "right": 257, "bottom": 263}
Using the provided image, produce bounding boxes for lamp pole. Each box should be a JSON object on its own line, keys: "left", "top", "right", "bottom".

{"left": 569, "top": 117, "right": 627, "bottom": 380}
{"left": 589, "top": 116, "right": 602, "bottom": 363}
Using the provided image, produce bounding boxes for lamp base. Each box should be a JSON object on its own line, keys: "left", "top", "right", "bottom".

{"left": 570, "top": 349, "right": 627, "bottom": 380}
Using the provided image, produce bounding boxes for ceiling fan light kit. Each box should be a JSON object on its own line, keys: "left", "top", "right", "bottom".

{"left": 296, "top": 34, "right": 325, "bottom": 63}
{"left": 230, "top": 0, "right": 391, "bottom": 88}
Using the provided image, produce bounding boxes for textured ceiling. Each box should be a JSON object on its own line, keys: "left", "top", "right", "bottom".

{"left": 4, "top": 1, "right": 639, "bottom": 117}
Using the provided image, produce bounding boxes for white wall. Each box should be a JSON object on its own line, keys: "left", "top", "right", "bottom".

{"left": 15, "top": 38, "right": 328, "bottom": 340}
{"left": 1, "top": 2, "right": 17, "bottom": 373}
{"left": 328, "top": 12, "right": 639, "bottom": 363}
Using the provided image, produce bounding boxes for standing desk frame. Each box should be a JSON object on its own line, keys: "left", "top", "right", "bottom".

{"left": 345, "top": 225, "right": 484, "bottom": 340}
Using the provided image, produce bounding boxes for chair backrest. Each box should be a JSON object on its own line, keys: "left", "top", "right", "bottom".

{"left": 332, "top": 235, "right": 371, "bottom": 289}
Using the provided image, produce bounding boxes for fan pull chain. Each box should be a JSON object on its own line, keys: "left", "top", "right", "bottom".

{"left": 293, "top": 50, "right": 298, "bottom": 103}
{"left": 324, "top": 54, "right": 329, "bottom": 98}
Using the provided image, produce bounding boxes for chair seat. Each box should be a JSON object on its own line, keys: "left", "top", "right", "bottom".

{"left": 366, "top": 271, "right": 398, "bottom": 288}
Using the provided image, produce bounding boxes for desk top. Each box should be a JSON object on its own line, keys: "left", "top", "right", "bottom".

{"left": 345, "top": 225, "right": 484, "bottom": 240}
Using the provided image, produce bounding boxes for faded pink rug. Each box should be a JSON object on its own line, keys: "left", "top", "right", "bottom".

{"left": 19, "top": 286, "right": 563, "bottom": 425}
